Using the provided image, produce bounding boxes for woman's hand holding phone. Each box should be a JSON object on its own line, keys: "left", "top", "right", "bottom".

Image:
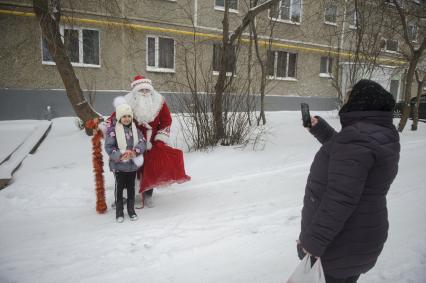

{"left": 311, "top": 117, "right": 318, "bottom": 127}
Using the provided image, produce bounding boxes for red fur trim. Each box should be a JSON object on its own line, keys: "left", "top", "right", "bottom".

{"left": 151, "top": 98, "right": 165, "bottom": 123}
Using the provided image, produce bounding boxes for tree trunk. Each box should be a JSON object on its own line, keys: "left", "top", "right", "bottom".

{"left": 411, "top": 73, "right": 425, "bottom": 131}
{"left": 213, "top": 0, "right": 231, "bottom": 143}
{"left": 398, "top": 57, "right": 420, "bottom": 132}
{"left": 247, "top": 25, "right": 253, "bottom": 126}
{"left": 251, "top": 21, "right": 266, "bottom": 125}
{"left": 33, "top": 0, "right": 100, "bottom": 129}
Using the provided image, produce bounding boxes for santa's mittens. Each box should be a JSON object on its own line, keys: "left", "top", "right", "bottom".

{"left": 146, "top": 141, "right": 153, "bottom": 151}
{"left": 132, "top": 155, "right": 144, "bottom": 167}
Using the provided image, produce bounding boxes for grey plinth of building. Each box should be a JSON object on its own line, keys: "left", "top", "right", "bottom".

{"left": 0, "top": 89, "right": 338, "bottom": 120}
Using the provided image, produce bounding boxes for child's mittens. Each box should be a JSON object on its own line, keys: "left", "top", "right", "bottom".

{"left": 98, "top": 121, "right": 108, "bottom": 136}
{"left": 132, "top": 155, "right": 144, "bottom": 167}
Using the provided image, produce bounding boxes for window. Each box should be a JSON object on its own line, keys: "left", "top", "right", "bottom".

{"left": 42, "top": 38, "right": 53, "bottom": 62}
{"left": 320, "top": 56, "right": 333, "bottom": 76}
{"left": 390, "top": 80, "right": 400, "bottom": 100}
{"left": 42, "top": 26, "right": 100, "bottom": 66}
{"left": 146, "top": 36, "right": 175, "bottom": 72}
{"left": 212, "top": 43, "right": 236, "bottom": 74}
{"left": 380, "top": 39, "right": 398, "bottom": 52}
{"left": 324, "top": 2, "right": 337, "bottom": 24}
{"left": 215, "top": 0, "right": 238, "bottom": 11}
{"left": 270, "top": 0, "right": 301, "bottom": 23}
{"left": 267, "top": 50, "right": 297, "bottom": 79}
{"left": 407, "top": 24, "right": 418, "bottom": 42}
{"left": 349, "top": 10, "right": 361, "bottom": 29}
{"left": 385, "top": 0, "right": 403, "bottom": 6}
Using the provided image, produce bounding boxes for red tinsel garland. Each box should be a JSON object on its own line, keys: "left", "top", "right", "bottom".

{"left": 85, "top": 118, "right": 107, "bottom": 214}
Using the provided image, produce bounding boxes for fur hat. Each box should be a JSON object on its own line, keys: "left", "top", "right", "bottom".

{"left": 131, "top": 75, "right": 153, "bottom": 92}
{"left": 340, "top": 79, "right": 396, "bottom": 114}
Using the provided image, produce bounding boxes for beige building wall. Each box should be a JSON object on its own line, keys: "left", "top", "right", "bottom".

{"left": 0, "top": 12, "right": 126, "bottom": 91}
{"left": 0, "top": 0, "right": 413, "bottom": 100}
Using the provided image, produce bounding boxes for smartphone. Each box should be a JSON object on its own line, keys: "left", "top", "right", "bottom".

{"left": 301, "top": 103, "right": 311, "bottom": 128}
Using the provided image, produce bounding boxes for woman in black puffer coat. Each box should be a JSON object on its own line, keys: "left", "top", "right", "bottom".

{"left": 297, "top": 79, "right": 400, "bottom": 283}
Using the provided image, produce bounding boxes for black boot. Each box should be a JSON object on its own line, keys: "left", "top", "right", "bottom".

{"left": 116, "top": 200, "right": 124, "bottom": 223}
{"left": 127, "top": 199, "right": 138, "bottom": 221}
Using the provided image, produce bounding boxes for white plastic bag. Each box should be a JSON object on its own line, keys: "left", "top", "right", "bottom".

{"left": 287, "top": 255, "right": 326, "bottom": 283}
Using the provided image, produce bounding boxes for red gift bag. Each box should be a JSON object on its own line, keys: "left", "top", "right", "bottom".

{"left": 139, "top": 141, "right": 191, "bottom": 192}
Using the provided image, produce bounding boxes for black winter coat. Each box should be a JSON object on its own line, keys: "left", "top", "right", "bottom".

{"left": 299, "top": 111, "right": 400, "bottom": 278}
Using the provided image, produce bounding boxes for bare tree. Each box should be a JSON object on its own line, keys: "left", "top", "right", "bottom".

{"left": 33, "top": 0, "right": 100, "bottom": 131}
{"left": 321, "top": 0, "right": 389, "bottom": 107}
{"left": 213, "top": 0, "right": 280, "bottom": 142}
{"left": 250, "top": 19, "right": 276, "bottom": 125}
{"left": 390, "top": 0, "right": 426, "bottom": 132}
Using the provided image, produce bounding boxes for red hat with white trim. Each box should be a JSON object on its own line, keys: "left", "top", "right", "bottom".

{"left": 131, "top": 75, "right": 153, "bottom": 92}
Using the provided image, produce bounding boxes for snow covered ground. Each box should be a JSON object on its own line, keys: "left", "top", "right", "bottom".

{"left": 0, "top": 120, "right": 51, "bottom": 180}
{"left": 0, "top": 112, "right": 425, "bottom": 283}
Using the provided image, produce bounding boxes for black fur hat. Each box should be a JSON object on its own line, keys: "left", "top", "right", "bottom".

{"left": 340, "top": 79, "right": 396, "bottom": 114}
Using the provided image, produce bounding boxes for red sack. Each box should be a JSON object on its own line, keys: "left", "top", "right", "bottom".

{"left": 139, "top": 141, "right": 191, "bottom": 193}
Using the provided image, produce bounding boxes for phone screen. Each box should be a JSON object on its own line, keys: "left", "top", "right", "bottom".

{"left": 301, "top": 103, "right": 311, "bottom": 128}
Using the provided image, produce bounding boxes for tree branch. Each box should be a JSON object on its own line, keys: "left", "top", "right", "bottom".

{"left": 229, "top": 0, "right": 280, "bottom": 44}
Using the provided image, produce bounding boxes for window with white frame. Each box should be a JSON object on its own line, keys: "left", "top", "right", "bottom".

{"left": 267, "top": 50, "right": 297, "bottom": 79}
{"left": 270, "top": 0, "right": 301, "bottom": 23}
{"left": 380, "top": 38, "right": 398, "bottom": 52}
{"left": 215, "top": 0, "right": 238, "bottom": 11}
{"left": 407, "top": 24, "right": 418, "bottom": 42}
{"left": 324, "top": 2, "right": 337, "bottom": 24}
{"left": 320, "top": 56, "right": 333, "bottom": 76}
{"left": 390, "top": 79, "right": 400, "bottom": 101}
{"left": 146, "top": 36, "right": 175, "bottom": 72}
{"left": 212, "top": 43, "right": 236, "bottom": 73}
{"left": 42, "top": 26, "right": 100, "bottom": 66}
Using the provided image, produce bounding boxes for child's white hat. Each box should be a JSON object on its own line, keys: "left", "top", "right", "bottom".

{"left": 114, "top": 96, "right": 133, "bottom": 122}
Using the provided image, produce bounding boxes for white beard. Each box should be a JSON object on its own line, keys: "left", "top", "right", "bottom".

{"left": 124, "top": 90, "right": 164, "bottom": 124}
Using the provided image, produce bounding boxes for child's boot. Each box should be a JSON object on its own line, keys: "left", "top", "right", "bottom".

{"left": 127, "top": 199, "right": 138, "bottom": 221}
{"left": 116, "top": 200, "right": 124, "bottom": 223}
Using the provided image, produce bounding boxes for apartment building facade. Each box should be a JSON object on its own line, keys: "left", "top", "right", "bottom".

{"left": 0, "top": 0, "right": 423, "bottom": 119}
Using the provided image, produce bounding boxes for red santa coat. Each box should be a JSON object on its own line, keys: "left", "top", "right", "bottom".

{"left": 136, "top": 101, "right": 190, "bottom": 192}
{"left": 107, "top": 93, "right": 190, "bottom": 193}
